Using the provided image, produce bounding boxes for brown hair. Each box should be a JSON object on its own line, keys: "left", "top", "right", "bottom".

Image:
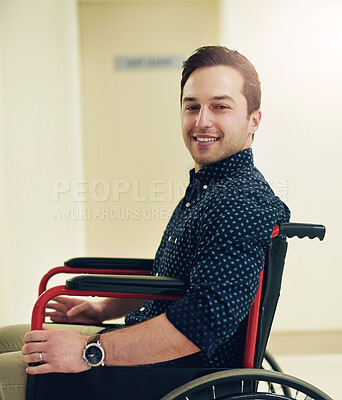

{"left": 181, "top": 46, "right": 261, "bottom": 115}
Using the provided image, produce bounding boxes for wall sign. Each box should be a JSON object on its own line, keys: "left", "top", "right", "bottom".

{"left": 115, "top": 56, "right": 183, "bottom": 70}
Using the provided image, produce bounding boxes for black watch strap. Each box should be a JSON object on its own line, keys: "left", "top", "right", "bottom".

{"left": 87, "top": 333, "right": 101, "bottom": 345}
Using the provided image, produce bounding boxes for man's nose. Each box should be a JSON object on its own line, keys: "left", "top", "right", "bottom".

{"left": 195, "top": 107, "right": 213, "bottom": 129}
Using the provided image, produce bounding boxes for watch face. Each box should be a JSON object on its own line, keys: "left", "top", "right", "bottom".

{"left": 84, "top": 343, "right": 104, "bottom": 367}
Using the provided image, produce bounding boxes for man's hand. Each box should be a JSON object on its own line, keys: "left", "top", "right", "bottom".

{"left": 22, "top": 329, "right": 90, "bottom": 374}
{"left": 46, "top": 296, "right": 104, "bottom": 325}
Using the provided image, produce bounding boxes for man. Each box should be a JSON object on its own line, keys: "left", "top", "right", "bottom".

{"left": 0, "top": 45, "right": 290, "bottom": 398}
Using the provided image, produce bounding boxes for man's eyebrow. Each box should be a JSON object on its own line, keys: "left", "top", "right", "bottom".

{"left": 211, "top": 95, "right": 236, "bottom": 103}
{"left": 182, "top": 96, "right": 197, "bottom": 103}
{"left": 182, "top": 95, "right": 236, "bottom": 104}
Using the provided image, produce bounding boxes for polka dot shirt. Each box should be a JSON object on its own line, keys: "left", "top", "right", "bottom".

{"left": 125, "top": 149, "right": 290, "bottom": 368}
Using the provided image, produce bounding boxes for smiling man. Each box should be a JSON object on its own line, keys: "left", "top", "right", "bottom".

{"left": 0, "top": 46, "right": 290, "bottom": 400}
{"left": 181, "top": 65, "right": 260, "bottom": 171}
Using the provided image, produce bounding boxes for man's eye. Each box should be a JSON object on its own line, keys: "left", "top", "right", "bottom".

{"left": 185, "top": 105, "right": 199, "bottom": 111}
{"left": 215, "top": 105, "right": 230, "bottom": 110}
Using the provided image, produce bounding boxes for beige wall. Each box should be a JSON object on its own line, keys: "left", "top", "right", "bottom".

{"left": 78, "top": 0, "right": 342, "bottom": 332}
{"left": 0, "top": 0, "right": 85, "bottom": 325}
{"left": 0, "top": 0, "right": 9, "bottom": 323}
{"left": 221, "top": 0, "right": 342, "bottom": 331}
{"left": 78, "top": 0, "right": 219, "bottom": 258}
{"left": 1, "top": 0, "right": 341, "bottom": 333}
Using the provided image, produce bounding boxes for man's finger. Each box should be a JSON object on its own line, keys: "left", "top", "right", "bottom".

{"left": 23, "top": 330, "right": 50, "bottom": 343}
{"left": 45, "top": 311, "right": 67, "bottom": 319}
{"left": 25, "top": 362, "right": 52, "bottom": 375}
{"left": 22, "top": 341, "right": 47, "bottom": 355}
{"left": 50, "top": 296, "right": 70, "bottom": 303}
{"left": 50, "top": 296, "right": 80, "bottom": 306}
{"left": 46, "top": 302, "right": 68, "bottom": 313}
{"left": 67, "top": 302, "right": 88, "bottom": 317}
{"left": 45, "top": 313, "right": 70, "bottom": 323}
{"left": 21, "top": 351, "right": 47, "bottom": 364}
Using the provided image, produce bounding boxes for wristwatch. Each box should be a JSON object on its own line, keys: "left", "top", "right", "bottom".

{"left": 82, "top": 333, "right": 106, "bottom": 367}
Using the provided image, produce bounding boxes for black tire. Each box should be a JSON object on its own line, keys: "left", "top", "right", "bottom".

{"left": 262, "top": 351, "right": 291, "bottom": 397}
{"left": 263, "top": 351, "right": 284, "bottom": 373}
{"left": 161, "top": 369, "right": 333, "bottom": 400}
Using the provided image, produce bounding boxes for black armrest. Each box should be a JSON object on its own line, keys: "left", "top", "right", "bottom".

{"left": 64, "top": 257, "right": 154, "bottom": 271}
{"left": 66, "top": 275, "right": 187, "bottom": 297}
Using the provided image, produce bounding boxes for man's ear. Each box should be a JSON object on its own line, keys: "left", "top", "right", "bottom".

{"left": 249, "top": 109, "right": 262, "bottom": 135}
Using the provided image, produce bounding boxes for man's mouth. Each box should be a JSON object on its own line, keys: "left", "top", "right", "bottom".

{"left": 192, "top": 136, "right": 220, "bottom": 148}
{"left": 194, "top": 137, "right": 219, "bottom": 142}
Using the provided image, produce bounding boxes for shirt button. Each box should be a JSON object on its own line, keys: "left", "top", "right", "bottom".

{"left": 168, "top": 236, "right": 172, "bottom": 241}
{"left": 203, "top": 184, "right": 208, "bottom": 189}
{"left": 174, "top": 238, "right": 178, "bottom": 243}
{"left": 140, "top": 307, "right": 145, "bottom": 312}
{"left": 155, "top": 273, "right": 159, "bottom": 276}
{"left": 186, "top": 202, "right": 191, "bottom": 207}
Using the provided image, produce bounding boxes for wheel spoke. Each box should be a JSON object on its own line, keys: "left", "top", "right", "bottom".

{"left": 212, "top": 385, "right": 216, "bottom": 399}
{"left": 220, "top": 393, "right": 291, "bottom": 400}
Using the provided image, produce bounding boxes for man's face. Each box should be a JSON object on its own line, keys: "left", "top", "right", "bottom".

{"left": 181, "top": 65, "right": 261, "bottom": 172}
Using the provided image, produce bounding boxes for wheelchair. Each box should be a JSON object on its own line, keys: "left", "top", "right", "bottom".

{"left": 26, "top": 222, "right": 333, "bottom": 400}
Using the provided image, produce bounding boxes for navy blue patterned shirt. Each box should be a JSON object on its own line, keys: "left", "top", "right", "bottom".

{"left": 125, "top": 149, "right": 290, "bottom": 368}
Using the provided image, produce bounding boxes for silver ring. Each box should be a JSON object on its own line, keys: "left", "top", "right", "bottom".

{"left": 39, "top": 352, "right": 43, "bottom": 363}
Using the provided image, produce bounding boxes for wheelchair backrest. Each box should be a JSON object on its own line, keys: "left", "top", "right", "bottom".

{"left": 253, "top": 235, "right": 288, "bottom": 368}
{"left": 250, "top": 222, "right": 325, "bottom": 368}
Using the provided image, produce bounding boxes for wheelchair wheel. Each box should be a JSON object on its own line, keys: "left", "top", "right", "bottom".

{"left": 262, "top": 351, "right": 291, "bottom": 397}
{"left": 263, "top": 350, "right": 284, "bottom": 373}
{"left": 161, "top": 369, "right": 333, "bottom": 400}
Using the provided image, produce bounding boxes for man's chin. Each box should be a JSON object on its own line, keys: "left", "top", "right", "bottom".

{"left": 194, "top": 158, "right": 218, "bottom": 172}
{"left": 193, "top": 152, "right": 236, "bottom": 171}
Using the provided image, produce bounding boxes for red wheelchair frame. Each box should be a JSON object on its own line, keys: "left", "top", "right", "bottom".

{"left": 31, "top": 226, "right": 281, "bottom": 368}
{"left": 27, "top": 222, "right": 329, "bottom": 400}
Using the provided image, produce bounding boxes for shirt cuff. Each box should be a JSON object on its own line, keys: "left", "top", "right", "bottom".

{"left": 166, "top": 296, "right": 221, "bottom": 357}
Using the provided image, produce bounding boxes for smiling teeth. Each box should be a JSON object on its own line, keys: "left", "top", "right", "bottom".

{"left": 196, "top": 137, "right": 218, "bottom": 142}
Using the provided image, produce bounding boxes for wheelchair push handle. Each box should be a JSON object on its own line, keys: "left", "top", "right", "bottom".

{"left": 279, "top": 223, "right": 326, "bottom": 241}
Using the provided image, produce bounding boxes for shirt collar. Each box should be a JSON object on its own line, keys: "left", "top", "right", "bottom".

{"left": 189, "top": 148, "right": 254, "bottom": 185}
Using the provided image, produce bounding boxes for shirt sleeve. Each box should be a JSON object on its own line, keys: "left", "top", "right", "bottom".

{"left": 166, "top": 193, "right": 284, "bottom": 357}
